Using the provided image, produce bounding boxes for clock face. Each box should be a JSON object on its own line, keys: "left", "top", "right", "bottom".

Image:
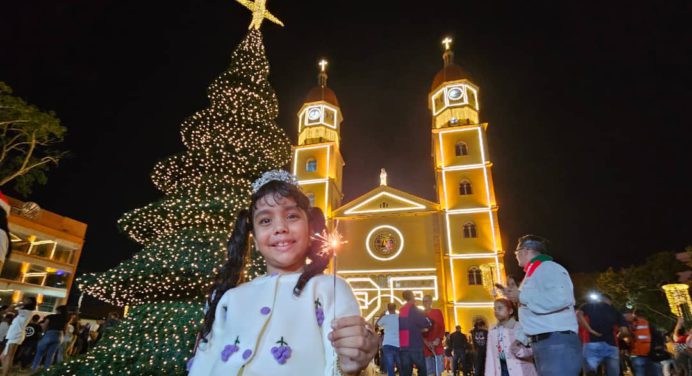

{"left": 447, "top": 87, "right": 464, "bottom": 100}
{"left": 307, "top": 108, "right": 321, "bottom": 121}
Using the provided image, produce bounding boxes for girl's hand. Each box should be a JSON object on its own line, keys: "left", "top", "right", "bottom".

{"left": 328, "top": 316, "right": 378, "bottom": 374}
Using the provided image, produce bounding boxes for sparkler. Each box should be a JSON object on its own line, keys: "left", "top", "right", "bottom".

{"left": 311, "top": 221, "right": 347, "bottom": 375}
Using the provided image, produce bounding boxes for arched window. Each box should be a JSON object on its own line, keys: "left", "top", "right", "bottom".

{"left": 306, "top": 158, "right": 317, "bottom": 172}
{"left": 463, "top": 222, "right": 477, "bottom": 238}
{"left": 306, "top": 192, "right": 315, "bottom": 207}
{"left": 379, "top": 202, "right": 389, "bottom": 208}
{"left": 467, "top": 266, "right": 483, "bottom": 285}
{"left": 459, "top": 180, "right": 473, "bottom": 195}
{"left": 455, "top": 141, "right": 468, "bottom": 156}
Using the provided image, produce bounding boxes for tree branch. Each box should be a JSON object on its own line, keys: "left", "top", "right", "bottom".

{"left": 0, "top": 155, "right": 60, "bottom": 187}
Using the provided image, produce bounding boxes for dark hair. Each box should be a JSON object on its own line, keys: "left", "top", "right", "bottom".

{"left": 517, "top": 234, "right": 550, "bottom": 254}
{"left": 199, "top": 180, "right": 329, "bottom": 343}
{"left": 494, "top": 298, "right": 514, "bottom": 314}
{"left": 55, "top": 305, "right": 68, "bottom": 315}
{"left": 402, "top": 290, "right": 414, "bottom": 302}
{"left": 22, "top": 297, "right": 37, "bottom": 311}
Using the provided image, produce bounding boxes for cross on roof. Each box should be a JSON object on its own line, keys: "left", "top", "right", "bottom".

{"left": 442, "top": 37, "right": 453, "bottom": 51}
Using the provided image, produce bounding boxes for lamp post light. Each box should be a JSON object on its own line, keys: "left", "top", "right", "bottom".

{"left": 662, "top": 284, "right": 692, "bottom": 321}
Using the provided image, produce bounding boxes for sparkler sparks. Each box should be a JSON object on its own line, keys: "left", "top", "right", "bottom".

{"left": 311, "top": 223, "right": 348, "bottom": 257}
{"left": 310, "top": 222, "right": 348, "bottom": 375}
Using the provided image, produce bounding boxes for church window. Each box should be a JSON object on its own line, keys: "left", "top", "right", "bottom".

{"left": 468, "top": 266, "right": 483, "bottom": 285}
{"left": 455, "top": 141, "right": 468, "bottom": 156}
{"left": 463, "top": 222, "right": 477, "bottom": 238}
{"left": 306, "top": 158, "right": 317, "bottom": 172}
{"left": 459, "top": 180, "right": 473, "bottom": 195}
{"left": 306, "top": 192, "right": 315, "bottom": 207}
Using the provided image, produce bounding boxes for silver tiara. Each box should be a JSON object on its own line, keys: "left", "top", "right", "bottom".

{"left": 251, "top": 170, "right": 299, "bottom": 194}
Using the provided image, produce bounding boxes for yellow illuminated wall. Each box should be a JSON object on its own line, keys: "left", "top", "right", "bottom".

{"left": 292, "top": 100, "right": 345, "bottom": 217}
{"left": 290, "top": 48, "right": 506, "bottom": 331}
{"left": 430, "top": 76, "right": 505, "bottom": 328}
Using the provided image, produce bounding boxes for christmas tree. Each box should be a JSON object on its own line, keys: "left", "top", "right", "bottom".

{"left": 42, "top": 27, "right": 290, "bottom": 375}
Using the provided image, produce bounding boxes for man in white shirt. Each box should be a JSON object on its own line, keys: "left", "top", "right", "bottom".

{"left": 376, "top": 303, "right": 400, "bottom": 376}
{"left": 499, "top": 235, "right": 581, "bottom": 376}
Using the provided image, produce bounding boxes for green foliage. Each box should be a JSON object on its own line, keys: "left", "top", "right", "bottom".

{"left": 596, "top": 251, "right": 687, "bottom": 329}
{"left": 0, "top": 82, "right": 67, "bottom": 196}
{"left": 38, "top": 301, "right": 203, "bottom": 376}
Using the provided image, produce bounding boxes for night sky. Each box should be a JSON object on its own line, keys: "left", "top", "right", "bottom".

{"left": 1, "top": 1, "right": 690, "bottom": 280}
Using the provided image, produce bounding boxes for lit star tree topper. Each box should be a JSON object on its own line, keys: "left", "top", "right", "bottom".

{"left": 41, "top": 26, "right": 291, "bottom": 376}
{"left": 236, "top": 0, "right": 284, "bottom": 30}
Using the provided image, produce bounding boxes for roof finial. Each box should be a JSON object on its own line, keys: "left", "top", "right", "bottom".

{"left": 442, "top": 36, "right": 455, "bottom": 67}
{"left": 318, "top": 59, "right": 328, "bottom": 87}
{"left": 380, "top": 168, "right": 387, "bottom": 186}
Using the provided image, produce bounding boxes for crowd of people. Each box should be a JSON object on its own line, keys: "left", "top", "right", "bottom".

{"left": 0, "top": 303, "right": 119, "bottom": 375}
{"left": 374, "top": 291, "right": 490, "bottom": 376}
{"left": 374, "top": 235, "right": 692, "bottom": 376}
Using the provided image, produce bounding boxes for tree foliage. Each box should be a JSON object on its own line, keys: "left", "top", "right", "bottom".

{"left": 0, "top": 82, "right": 67, "bottom": 196}
{"left": 596, "top": 251, "right": 687, "bottom": 329}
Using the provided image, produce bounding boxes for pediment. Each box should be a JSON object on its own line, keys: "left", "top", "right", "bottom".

{"left": 334, "top": 186, "right": 438, "bottom": 217}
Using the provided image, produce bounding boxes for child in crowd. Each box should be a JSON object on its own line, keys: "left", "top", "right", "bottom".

{"left": 188, "top": 170, "right": 377, "bottom": 376}
{"left": 485, "top": 298, "right": 537, "bottom": 376}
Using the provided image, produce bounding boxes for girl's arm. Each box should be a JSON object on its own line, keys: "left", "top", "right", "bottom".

{"left": 510, "top": 324, "right": 534, "bottom": 360}
{"left": 321, "top": 277, "right": 376, "bottom": 376}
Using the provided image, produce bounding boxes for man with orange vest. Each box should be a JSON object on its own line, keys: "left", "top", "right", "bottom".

{"left": 624, "top": 310, "right": 654, "bottom": 376}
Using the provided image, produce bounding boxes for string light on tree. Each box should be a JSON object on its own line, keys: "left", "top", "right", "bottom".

{"left": 41, "top": 5, "right": 289, "bottom": 375}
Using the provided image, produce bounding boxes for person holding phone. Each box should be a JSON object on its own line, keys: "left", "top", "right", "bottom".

{"left": 495, "top": 235, "right": 580, "bottom": 376}
{"left": 1, "top": 296, "right": 37, "bottom": 376}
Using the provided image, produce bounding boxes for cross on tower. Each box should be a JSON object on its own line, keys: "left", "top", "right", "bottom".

{"left": 319, "top": 59, "right": 328, "bottom": 72}
{"left": 442, "top": 37, "right": 453, "bottom": 51}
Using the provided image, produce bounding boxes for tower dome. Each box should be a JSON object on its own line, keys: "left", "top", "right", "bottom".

{"left": 305, "top": 59, "right": 340, "bottom": 106}
{"left": 431, "top": 37, "right": 472, "bottom": 91}
{"left": 431, "top": 63, "right": 470, "bottom": 92}
{"left": 305, "top": 85, "right": 339, "bottom": 107}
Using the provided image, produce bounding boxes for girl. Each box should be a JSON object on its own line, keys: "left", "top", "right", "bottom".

{"left": 485, "top": 298, "right": 537, "bottom": 376}
{"left": 188, "top": 170, "right": 377, "bottom": 376}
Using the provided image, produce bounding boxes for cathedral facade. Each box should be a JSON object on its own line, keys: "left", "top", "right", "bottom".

{"left": 291, "top": 42, "right": 505, "bottom": 330}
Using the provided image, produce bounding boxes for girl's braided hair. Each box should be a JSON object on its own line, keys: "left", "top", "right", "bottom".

{"left": 199, "top": 180, "right": 329, "bottom": 343}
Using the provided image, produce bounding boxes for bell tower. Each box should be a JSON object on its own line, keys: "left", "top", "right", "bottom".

{"left": 292, "top": 59, "right": 345, "bottom": 218}
{"left": 429, "top": 38, "right": 505, "bottom": 327}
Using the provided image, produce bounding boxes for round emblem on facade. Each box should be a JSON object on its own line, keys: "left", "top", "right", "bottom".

{"left": 307, "top": 107, "right": 321, "bottom": 121}
{"left": 447, "top": 87, "right": 464, "bottom": 100}
{"left": 365, "top": 225, "right": 404, "bottom": 261}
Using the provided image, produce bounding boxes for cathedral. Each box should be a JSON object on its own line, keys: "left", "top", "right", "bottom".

{"left": 291, "top": 39, "right": 506, "bottom": 330}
